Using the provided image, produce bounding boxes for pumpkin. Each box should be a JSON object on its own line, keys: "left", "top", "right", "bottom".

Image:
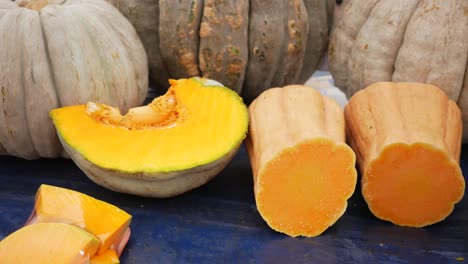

{"left": 0, "top": 0, "right": 148, "bottom": 159}
{"left": 106, "top": 0, "right": 335, "bottom": 102}
{"left": 50, "top": 78, "right": 249, "bottom": 198}
{"left": 0, "top": 222, "right": 101, "bottom": 263}
{"left": 345, "top": 82, "right": 465, "bottom": 227}
{"left": 246, "top": 85, "right": 357, "bottom": 237}
{"left": 27, "top": 184, "right": 132, "bottom": 255}
{"left": 328, "top": 0, "right": 468, "bottom": 138}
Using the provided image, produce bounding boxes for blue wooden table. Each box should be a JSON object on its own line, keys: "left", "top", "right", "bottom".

{"left": 0, "top": 145, "right": 466, "bottom": 263}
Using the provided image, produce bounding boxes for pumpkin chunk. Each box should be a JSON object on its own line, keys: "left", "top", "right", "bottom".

{"left": 50, "top": 78, "right": 248, "bottom": 197}
{"left": 345, "top": 82, "right": 465, "bottom": 227}
{"left": 246, "top": 85, "right": 357, "bottom": 237}
{"left": 0, "top": 222, "right": 100, "bottom": 264}
{"left": 90, "top": 249, "right": 120, "bottom": 264}
{"left": 28, "top": 184, "right": 132, "bottom": 255}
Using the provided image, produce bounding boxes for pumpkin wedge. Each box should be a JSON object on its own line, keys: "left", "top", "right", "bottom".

{"left": 345, "top": 82, "right": 466, "bottom": 227}
{"left": 0, "top": 222, "right": 100, "bottom": 264}
{"left": 246, "top": 85, "right": 357, "bottom": 237}
{"left": 27, "top": 184, "right": 131, "bottom": 255}
{"left": 50, "top": 78, "right": 249, "bottom": 197}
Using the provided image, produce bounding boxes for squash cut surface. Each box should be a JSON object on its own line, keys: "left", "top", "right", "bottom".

{"left": 0, "top": 222, "right": 100, "bottom": 264}
{"left": 247, "top": 85, "right": 357, "bottom": 237}
{"left": 345, "top": 82, "right": 465, "bottom": 227}
{"left": 31, "top": 184, "right": 131, "bottom": 254}
{"left": 50, "top": 78, "right": 248, "bottom": 174}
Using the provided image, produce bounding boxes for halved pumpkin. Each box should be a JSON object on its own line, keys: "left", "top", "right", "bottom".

{"left": 27, "top": 184, "right": 131, "bottom": 255}
{"left": 50, "top": 78, "right": 249, "bottom": 197}
{"left": 0, "top": 222, "right": 100, "bottom": 264}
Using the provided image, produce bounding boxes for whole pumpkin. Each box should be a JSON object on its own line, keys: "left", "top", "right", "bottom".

{"left": 328, "top": 0, "right": 468, "bottom": 138}
{"left": 106, "top": 0, "right": 335, "bottom": 102}
{"left": 0, "top": 0, "right": 148, "bottom": 159}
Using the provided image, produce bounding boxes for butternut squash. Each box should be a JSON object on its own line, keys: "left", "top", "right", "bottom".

{"left": 246, "top": 85, "right": 357, "bottom": 237}
{"left": 0, "top": 222, "right": 100, "bottom": 264}
{"left": 345, "top": 82, "right": 466, "bottom": 227}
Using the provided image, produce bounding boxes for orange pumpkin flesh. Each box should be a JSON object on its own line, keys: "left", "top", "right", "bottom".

{"left": 246, "top": 85, "right": 357, "bottom": 237}
{"left": 28, "top": 184, "right": 131, "bottom": 255}
{"left": 345, "top": 82, "right": 465, "bottom": 227}
{"left": 0, "top": 222, "right": 100, "bottom": 264}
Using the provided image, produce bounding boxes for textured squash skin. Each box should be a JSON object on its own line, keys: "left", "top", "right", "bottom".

{"left": 0, "top": 0, "right": 148, "bottom": 159}
{"left": 328, "top": 0, "right": 468, "bottom": 139}
{"left": 246, "top": 85, "right": 357, "bottom": 237}
{"left": 345, "top": 82, "right": 465, "bottom": 227}
{"left": 107, "top": 0, "right": 333, "bottom": 102}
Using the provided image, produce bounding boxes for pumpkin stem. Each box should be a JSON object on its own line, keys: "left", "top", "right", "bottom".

{"left": 86, "top": 92, "right": 181, "bottom": 130}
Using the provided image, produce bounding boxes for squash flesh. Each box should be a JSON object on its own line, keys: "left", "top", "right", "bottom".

{"left": 0, "top": 222, "right": 100, "bottom": 264}
{"left": 247, "top": 85, "right": 357, "bottom": 237}
{"left": 50, "top": 78, "right": 248, "bottom": 173}
{"left": 31, "top": 184, "right": 131, "bottom": 254}
{"left": 345, "top": 82, "right": 466, "bottom": 227}
{"left": 257, "top": 139, "right": 356, "bottom": 237}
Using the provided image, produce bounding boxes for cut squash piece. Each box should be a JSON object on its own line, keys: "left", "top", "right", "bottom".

{"left": 246, "top": 85, "right": 357, "bottom": 237}
{"left": 345, "top": 82, "right": 466, "bottom": 227}
{"left": 90, "top": 249, "right": 120, "bottom": 264}
{"left": 50, "top": 78, "right": 249, "bottom": 197}
{"left": 27, "top": 184, "right": 131, "bottom": 255}
{"left": 0, "top": 222, "right": 100, "bottom": 264}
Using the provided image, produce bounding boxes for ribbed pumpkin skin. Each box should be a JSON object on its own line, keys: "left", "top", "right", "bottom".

{"left": 328, "top": 0, "right": 468, "bottom": 139}
{"left": 345, "top": 82, "right": 465, "bottom": 227}
{"left": 106, "top": 0, "right": 334, "bottom": 102}
{"left": 0, "top": 0, "right": 148, "bottom": 159}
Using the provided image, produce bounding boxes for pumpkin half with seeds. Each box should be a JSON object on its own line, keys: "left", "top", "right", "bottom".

{"left": 50, "top": 78, "right": 248, "bottom": 198}
{"left": 0, "top": 0, "right": 148, "bottom": 159}
{"left": 106, "top": 0, "right": 335, "bottom": 102}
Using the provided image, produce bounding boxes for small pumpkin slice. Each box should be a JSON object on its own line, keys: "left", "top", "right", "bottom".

{"left": 0, "top": 222, "right": 100, "bottom": 264}
{"left": 50, "top": 78, "right": 248, "bottom": 197}
{"left": 345, "top": 82, "right": 466, "bottom": 227}
{"left": 246, "top": 85, "right": 357, "bottom": 237}
{"left": 26, "top": 184, "right": 131, "bottom": 255}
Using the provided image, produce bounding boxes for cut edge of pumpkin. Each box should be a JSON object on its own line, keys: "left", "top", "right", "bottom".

{"left": 255, "top": 138, "right": 357, "bottom": 237}
{"left": 363, "top": 142, "right": 465, "bottom": 227}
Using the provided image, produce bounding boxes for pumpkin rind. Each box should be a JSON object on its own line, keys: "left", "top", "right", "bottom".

{"left": 0, "top": 0, "right": 148, "bottom": 159}
{"left": 107, "top": 0, "right": 333, "bottom": 101}
{"left": 329, "top": 0, "right": 468, "bottom": 138}
{"left": 345, "top": 82, "right": 465, "bottom": 227}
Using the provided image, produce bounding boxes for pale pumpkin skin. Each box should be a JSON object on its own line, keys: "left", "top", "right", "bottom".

{"left": 328, "top": 0, "right": 468, "bottom": 139}
{"left": 0, "top": 0, "right": 148, "bottom": 159}
{"left": 106, "top": 0, "right": 335, "bottom": 102}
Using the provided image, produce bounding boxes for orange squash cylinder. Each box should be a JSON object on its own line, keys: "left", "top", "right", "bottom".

{"left": 345, "top": 82, "right": 465, "bottom": 227}
{"left": 246, "top": 85, "right": 357, "bottom": 237}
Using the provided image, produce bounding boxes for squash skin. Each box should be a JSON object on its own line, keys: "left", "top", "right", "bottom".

{"left": 345, "top": 82, "right": 465, "bottom": 227}
{"left": 0, "top": 0, "right": 148, "bottom": 159}
{"left": 328, "top": 0, "right": 468, "bottom": 139}
{"left": 107, "top": 0, "right": 333, "bottom": 102}
{"left": 246, "top": 85, "right": 357, "bottom": 237}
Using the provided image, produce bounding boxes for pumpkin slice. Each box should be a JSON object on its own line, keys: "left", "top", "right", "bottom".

{"left": 50, "top": 78, "right": 248, "bottom": 197}
{"left": 0, "top": 222, "right": 100, "bottom": 264}
{"left": 345, "top": 82, "right": 466, "bottom": 227}
{"left": 246, "top": 85, "right": 357, "bottom": 237}
{"left": 27, "top": 184, "right": 131, "bottom": 255}
{"left": 90, "top": 249, "right": 120, "bottom": 264}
